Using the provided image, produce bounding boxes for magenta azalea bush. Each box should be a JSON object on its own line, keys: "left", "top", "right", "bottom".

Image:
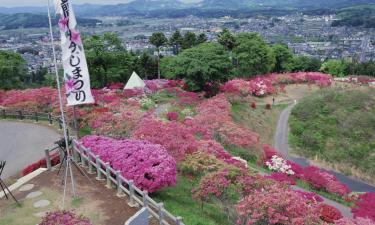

{"left": 81, "top": 135, "right": 177, "bottom": 193}
{"left": 335, "top": 217, "right": 375, "bottom": 225}
{"left": 352, "top": 192, "right": 375, "bottom": 222}
{"left": 38, "top": 210, "right": 92, "bottom": 225}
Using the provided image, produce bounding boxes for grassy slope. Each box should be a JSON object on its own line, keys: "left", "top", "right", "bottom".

{"left": 289, "top": 87, "right": 375, "bottom": 183}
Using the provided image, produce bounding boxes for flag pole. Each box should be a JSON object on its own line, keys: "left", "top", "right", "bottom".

{"left": 46, "top": 0, "right": 77, "bottom": 206}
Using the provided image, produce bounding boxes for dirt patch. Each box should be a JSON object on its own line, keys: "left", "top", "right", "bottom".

{"left": 0, "top": 166, "right": 158, "bottom": 225}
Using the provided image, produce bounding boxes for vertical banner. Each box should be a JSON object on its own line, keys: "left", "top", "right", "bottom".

{"left": 55, "top": 0, "right": 94, "bottom": 106}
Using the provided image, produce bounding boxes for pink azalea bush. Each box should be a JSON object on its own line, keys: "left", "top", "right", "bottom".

{"left": 166, "top": 112, "right": 179, "bottom": 121}
{"left": 236, "top": 184, "right": 321, "bottom": 225}
{"left": 80, "top": 135, "right": 177, "bottom": 193}
{"left": 38, "top": 210, "right": 92, "bottom": 225}
{"left": 266, "top": 172, "right": 296, "bottom": 185}
{"left": 319, "top": 204, "right": 343, "bottom": 223}
{"left": 352, "top": 193, "right": 375, "bottom": 222}
{"left": 335, "top": 217, "right": 375, "bottom": 225}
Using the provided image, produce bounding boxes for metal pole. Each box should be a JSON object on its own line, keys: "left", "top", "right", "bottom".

{"left": 73, "top": 105, "right": 79, "bottom": 138}
{"left": 46, "top": 0, "right": 76, "bottom": 205}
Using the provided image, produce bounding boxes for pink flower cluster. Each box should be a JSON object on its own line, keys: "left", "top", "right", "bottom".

{"left": 267, "top": 172, "right": 296, "bottom": 185}
{"left": 335, "top": 217, "right": 375, "bottom": 225}
{"left": 38, "top": 210, "right": 92, "bottom": 225}
{"left": 166, "top": 112, "right": 179, "bottom": 121}
{"left": 352, "top": 193, "right": 375, "bottom": 222}
{"left": 221, "top": 72, "right": 332, "bottom": 97}
{"left": 302, "top": 166, "right": 350, "bottom": 196}
{"left": 319, "top": 204, "right": 343, "bottom": 223}
{"left": 80, "top": 135, "right": 177, "bottom": 193}
{"left": 236, "top": 184, "right": 321, "bottom": 225}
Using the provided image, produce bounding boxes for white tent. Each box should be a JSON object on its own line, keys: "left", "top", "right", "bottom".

{"left": 124, "top": 71, "right": 146, "bottom": 90}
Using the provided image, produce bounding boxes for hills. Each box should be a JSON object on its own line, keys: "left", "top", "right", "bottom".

{"left": 1, "top": 0, "right": 375, "bottom": 17}
{"left": 332, "top": 4, "right": 375, "bottom": 28}
{"left": 0, "top": 13, "right": 101, "bottom": 30}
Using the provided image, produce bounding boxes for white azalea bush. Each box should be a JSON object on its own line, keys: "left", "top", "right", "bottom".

{"left": 265, "top": 155, "right": 295, "bottom": 175}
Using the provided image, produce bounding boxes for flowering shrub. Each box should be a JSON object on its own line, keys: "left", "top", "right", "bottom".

{"left": 266, "top": 172, "right": 296, "bottom": 185}
{"left": 22, "top": 153, "right": 60, "bottom": 176}
{"left": 177, "top": 92, "right": 200, "bottom": 106}
{"left": 133, "top": 119, "right": 198, "bottom": 161}
{"left": 81, "top": 135, "right": 177, "bottom": 193}
{"left": 352, "top": 193, "right": 375, "bottom": 222}
{"left": 250, "top": 102, "right": 256, "bottom": 109}
{"left": 319, "top": 204, "right": 343, "bottom": 223}
{"left": 265, "top": 103, "right": 272, "bottom": 110}
{"left": 335, "top": 217, "right": 375, "bottom": 225}
{"left": 166, "top": 112, "right": 179, "bottom": 121}
{"left": 236, "top": 184, "right": 321, "bottom": 225}
{"left": 107, "top": 82, "right": 123, "bottom": 90}
{"left": 38, "top": 210, "right": 92, "bottom": 225}
{"left": 302, "top": 166, "right": 350, "bottom": 196}
{"left": 294, "top": 190, "right": 324, "bottom": 203}
{"left": 265, "top": 155, "right": 295, "bottom": 175}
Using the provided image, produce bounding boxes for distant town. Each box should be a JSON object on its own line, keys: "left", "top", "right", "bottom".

{"left": 1, "top": 13, "right": 374, "bottom": 73}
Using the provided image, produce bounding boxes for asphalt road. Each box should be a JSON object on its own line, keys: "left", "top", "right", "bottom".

{"left": 274, "top": 103, "right": 375, "bottom": 193}
{"left": 0, "top": 121, "right": 61, "bottom": 179}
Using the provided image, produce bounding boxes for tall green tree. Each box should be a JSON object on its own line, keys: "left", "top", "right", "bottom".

{"left": 137, "top": 51, "right": 158, "bottom": 79}
{"left": 84, "top": 33, "right": 136, "bottom": 88}
{"left": 161, "top": 43, "right": 233, "bottom": 92}
{"left": 197, "top": 33, "right": 208, "bottom": 44}
{"left": 272, "top": 44, "right": 293, "bottom": 73}
{"left": 182, "top": 32, "right": 197, "bottom": 50}
{"left": 0, "top": 50, "right": 27, "bottom": 90}
{"left": 233, "top": 33, "right": 275, "bottom": 77}
{"left": 286, "top": 56, "right": 322, "bottom": 72}
{"left": 169, "top": 30, "right": 183, "bottom": 55}
{"left": 218, "top": 28, "right": 236, "bottom": 51}
{"left": 320, "top": 60, "right": 349, "bottom": 77}
{"left": 149, "top": 32, "right": 168, "bottom": 79}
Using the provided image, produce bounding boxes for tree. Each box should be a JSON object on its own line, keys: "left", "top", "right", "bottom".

{"left": 84, "top": 33, "right": 136, "bottom": 88}
{"left": 0, "top": 50, "right": 27, "bottom": 90}
{"left": 272, "top": 44, "right": 293, "bottom": 73}
{"left": 136, "top": 51, "right": 158, "bottom": 79}
{"left": 161, "top": 43, "right": 233, "bottom": 92}
{"left": 320, "top": 60, "right": 349, "bottom": 77}
{"left": 197, "top": 33, "right": 208, "bottom": 44}
{"left": 182, "top": 32, "right": 197, "bottom": 50}
{"left": 218, "top": 28, "right": 236, "bottom": 51}
{"left": 286, "top": 56, "right": 322, "bottom": 72}
{"left": 233, "top": 33, "right": 275, "bottom": 77}
{"left": 149, "top": 32, "right": 168, "bottom": 79}
{"left": 169, "top": 30, "right": 183, "bottom": 55}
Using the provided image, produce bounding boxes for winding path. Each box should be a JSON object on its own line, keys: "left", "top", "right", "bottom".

{"left": 0, "top": 121, "right": 61, "bottom": 179}
{"left": 274, "top": 102, "right": 375, "bottom": 193}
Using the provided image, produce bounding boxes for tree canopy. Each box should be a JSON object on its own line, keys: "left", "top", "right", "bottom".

{"left": 161, "top": 43, "right": 233, "bottom": 91}
{"left": 0, "top": 50, "right": 27, "bottom": 90}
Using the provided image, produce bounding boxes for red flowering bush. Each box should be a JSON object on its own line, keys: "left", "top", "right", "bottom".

{"left": 107, "top": 82, "right": 124, "bottom": 90}
{"left": 250, "top": 102, "right": 256, "bottom": 109}
{"left": 294, "top": 190, "right": 324, "bottom": 203}
{"left": 319, "top": 204, "right": 343, "bottom": 223}
{"left": 81, "top": 135, "right": 177, "bottom": 193}
{"left": 166, "top": 112, "right": 179, "bottom": 121}
{"left": 38, "top": 210, "right": 92, "bottom": 225}
{"left": 236, "top": 184, "right": 321, "bottom": 225}
{"left": 266, "top": 172, "right": 296, "bottom": 185}
{"left": 177, "top": 92, "right": 200, "bottom": 106}
{"left": 302, "top": 166, "right": 350, "bottom": 196}
{"left": 352, "top": 193, "right": 375, "bottom": 222}
{"left": 265, "top": 103, "right": 272, "bottom": 110}
{"left": 21, "top": 153, "right": 60, "bottom": 176}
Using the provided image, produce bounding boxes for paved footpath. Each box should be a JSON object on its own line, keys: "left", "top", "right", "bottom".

{"left": 0, "top": 121, "right": 61, "bottom": 179}
{"left": 274, "top": 102, "right": 375, "bottom": 193}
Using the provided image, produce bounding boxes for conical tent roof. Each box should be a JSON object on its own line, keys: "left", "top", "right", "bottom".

{"left": 124, "top": 71, "right": 146, "bottom": 90}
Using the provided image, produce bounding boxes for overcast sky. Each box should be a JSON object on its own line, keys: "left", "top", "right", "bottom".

{"left": 0, "top": 0, "right": 132, "bottom": 7}
{"left": 0, "top": 0, "right": 200, "bottom": 7}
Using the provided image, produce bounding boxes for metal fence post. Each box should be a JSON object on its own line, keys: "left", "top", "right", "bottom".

{"left": 176, "top": 216, "right": 183, "bottom": 225}
{"left": 35, "top": 112, "right": 38, "bottom": 123}
{"left": 87, "top": 149, "right": 94, "bottom": 174}
{"left": 105, "top": 162, "right": 111, "bottom": 188}
{"left": 158, "top": 203, "right": 164, "bottom": 225}
{"left": 116, "top": 170, "right": 124, "bottom": 197}
{"left": 128, "top": 180, "right": 138, "bottom": 207}
{"left": 18, "top": 110, "right": 23, "bottom": 120}
{"left": 48, "top": 113, "right": 52, "bottom": 125}
{"left": 58, "top": 118, "right": 63, "bottom": 130}
{"left": 95, "top": 155, "right": 103, "bottom": 180}
{"left": 45, "top": 149, "right": 51, "bottom": 171}
{"left": 2, "top": 109, "right": 5, "bottom": 119}
{"left": 143, "top": 191, "right": 148, "bottom": 208}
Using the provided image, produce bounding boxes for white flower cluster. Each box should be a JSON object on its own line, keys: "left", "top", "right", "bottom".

{"left": 265, "top": 155, "right": 295, "bottom": 175}
{"left": 255, "top": 81, "right": 267, "bottom": 96}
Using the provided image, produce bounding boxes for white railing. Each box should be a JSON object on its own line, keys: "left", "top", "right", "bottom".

{"left": 46, "top": 139, "right": 184, "bottom": 225}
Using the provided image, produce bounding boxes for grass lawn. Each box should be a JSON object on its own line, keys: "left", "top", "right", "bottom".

{"left": 153, "top": 174, "right": 231, "bottom": 225}
{"left": 289, "top": 87, "right": 375, "bottom": 184}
